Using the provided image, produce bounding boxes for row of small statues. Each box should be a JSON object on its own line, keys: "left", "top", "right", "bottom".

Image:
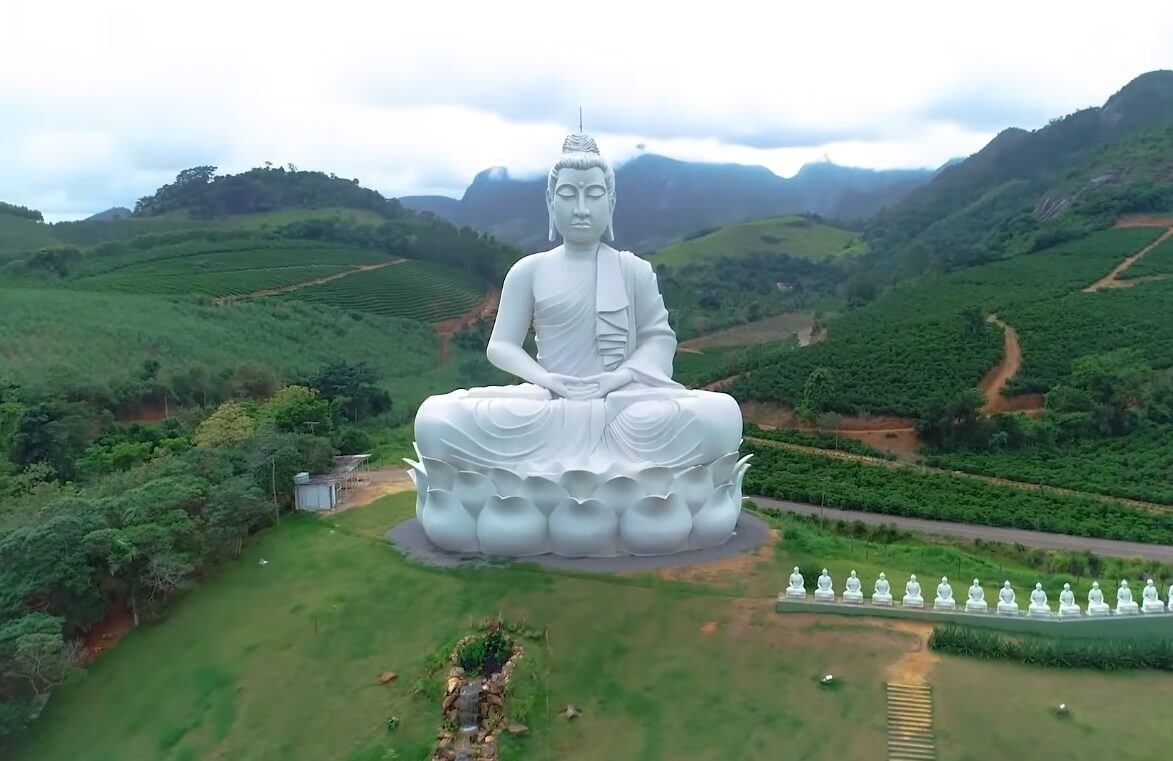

{"left": 785, "top": 567, "right": 1173, "bottom": 617}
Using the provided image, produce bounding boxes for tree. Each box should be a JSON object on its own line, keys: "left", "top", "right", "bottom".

{"left": 1048, "top": 349, "right": 1153, "bottom": 436}
{"left": 305, "top": 361, "right": 391, "bottom": 420}
{"left": 258, "top": 385, "right": 334, "bottom": 434}
{"left": 797, "top": 366, "right": 834, "bottom": 423}
{"left": 194, "top": 402, "right": 256, "bottom": 448}
{"left": 0, "top": 614, "right": 80, "bottom": 701}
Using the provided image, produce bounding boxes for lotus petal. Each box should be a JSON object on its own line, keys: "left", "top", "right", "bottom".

{"left": 487, "top": 467, "right": 525, "bottom": 497}
{"left": 620, "top": 494, "right": 692, "bottom": 555}
{"left": 421, "top": 457, "right": 456, "bottom": 492}
{"left": 454, "top": 470, "right": 495, "bottom": 517}
{"left": 549, "top": 498, "right": 619, "bottom": 557}
{"left": 478, "top": 495, "right": 548, "bottom": 556}
{"left": 407, "top": 467, "right": 430, "bottom": 521}
{"left": 709, "top": 452, "right": 740, "bottom": 485}
{"left": 689, "top": 483, "right": 738, "bottom": 550}
{"left": 559, "top": 470, "right": 600, "bottom": 500}
{"left": 593, "top": 475, "right": 642, "bottom": 516}
{"left": 671, "top": 465, "right": 713, "bottom": 515}
{"left": 523, "top": 475, "right": 569, "bottom": 516}
{"left": 419, "top": 489, "right": 478, "bottom": 553}
{"left": 636, "top": 466, "right": 675, "bottom": 496}
{"left": 732, "top": 455, "right": 753, "bottom": 499}
{"left": 402, "top": 456, "right": 423, "bottom": 474}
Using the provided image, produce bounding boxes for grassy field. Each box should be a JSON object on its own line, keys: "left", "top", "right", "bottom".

{"left": 652, "top": 215, "right": 867, "bottom": 268}
{"left": 680, "top": 311, "right": 818, "bottom": 350}
{"left": 10, "top": 494, "right": 1172, "bottom": 761}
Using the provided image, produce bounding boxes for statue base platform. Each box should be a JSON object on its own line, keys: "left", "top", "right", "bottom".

{"left": 965, "top": 601, "right": 988, "bottom": 613}
{"left": 1142, "top": 601, "right": 1165, "bottom": 614}
{"left": 406, "top": 449, "right": 750, "bottom": 558}
{"left": 1059, "top": 605, "right": 1081, "bottom": 617}
{"left": 784, "top": 589, "right": 806, "bottom": 600}
{"left": 814, "top": 590, "right": 835, "bottom": 602}
{"left": 1087, "top": 605, "right": 1110, "bottom": 617}
{"left": 996, "top": 604, "right": 1020, "bottom": 616}
{"left": 842, "top": 592, "right": 864, "bottom": 604}
{"left": 386, "top": 511, "right": 771, "bottom": 574}
{"left": 1028, "top": 606, "right": 1052, "bottom": 618}
{"left": 871, "top": 595, "right": 893, "bottom": 606}
{"left": 1116, "top": 604, "right": 1139, "bottom": 616}
{"left": 933, "top": 599, "right": 956, "bottom": 611}
{"left": 902, "top": 598, "right": 924, "bottom": 608}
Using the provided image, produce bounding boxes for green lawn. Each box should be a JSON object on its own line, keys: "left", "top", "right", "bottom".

{"left": 10, "top": 495, "right": 1172, "bottom": 760}
{"left": 652, "top": 215, "right": 867, "bottom": 268}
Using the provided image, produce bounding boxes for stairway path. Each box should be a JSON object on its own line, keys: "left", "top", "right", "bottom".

{"left": 886, "top": 682, "right": 936, "bottom": 761}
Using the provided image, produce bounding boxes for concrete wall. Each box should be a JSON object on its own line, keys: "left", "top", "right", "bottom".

{"left": 776, "top": 598, "right": 1173, "bottom": 640}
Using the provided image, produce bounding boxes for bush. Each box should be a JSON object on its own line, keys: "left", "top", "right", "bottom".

{"left": 928, "top": 624, "right": 1173, "bottom": 671}
{"left": 456, "top": 620, "right": 514, "bottom": 677}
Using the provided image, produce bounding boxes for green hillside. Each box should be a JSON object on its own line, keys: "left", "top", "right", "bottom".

{"left": 732, "top": 226, "right": 1169, "bottom": 414}
{"left": 1124, "top": 230, "right": 1173, "bottom": 277}
{"left": 863, "top": 71, "right": 1173, "bottom": 275}
{"left": 0, "top": 287, "right": 440, "bottom": 398}
{"left": 652, "top": 214, "right": 866, "bottom": 267}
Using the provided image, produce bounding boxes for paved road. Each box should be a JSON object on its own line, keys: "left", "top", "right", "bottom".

{"left": 751, "top": 496, "right": 1173, "bottom": 561}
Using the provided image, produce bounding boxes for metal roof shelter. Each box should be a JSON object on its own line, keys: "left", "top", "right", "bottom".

{"left": 293, "top": 454, "right": 372, "bottom": 512}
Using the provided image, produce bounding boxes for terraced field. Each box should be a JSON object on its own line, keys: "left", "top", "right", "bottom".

{"left": 280, "top": 259, "right": 485, "bottom": 321}
{"left": 1122, "top": 231, "right": 1173, "bottom": 277}
{"left": 74, "top": 264, "right": 357, "bottom": 298}
{"left": 75, "top": 239, "right": 387, "bottom": 278}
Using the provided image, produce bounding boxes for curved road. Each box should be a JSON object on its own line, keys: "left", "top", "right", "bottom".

{"left": 750, "top": 496, "right": 1173, "bottom": 561}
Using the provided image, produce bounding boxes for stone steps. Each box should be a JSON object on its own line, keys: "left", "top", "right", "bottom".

{"left": 886, "top": 683, "right": 936, "bottom": 761}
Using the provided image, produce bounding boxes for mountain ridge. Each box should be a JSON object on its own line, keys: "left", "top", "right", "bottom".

{"left": 400, "top": 154, "right": 937, "bottom": 254}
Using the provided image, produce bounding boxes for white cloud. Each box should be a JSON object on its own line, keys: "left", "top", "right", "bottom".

{"left": 2, "top": 0, "right": 1171, "bottom": 219}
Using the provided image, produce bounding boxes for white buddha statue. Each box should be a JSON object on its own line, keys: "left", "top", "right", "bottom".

{"left": 785, "top": 567, "right": 806, "bottom": 600}
{"left": 965, "top": 579, "right": 987, "bottom": 613}
{"left": 1141, "top": 579, "right": 1164, "bottom": 613}
{"left": 1168, "top": 583, "right": 1173, "bottom": 613}
{"left": 872, "top": 572, "right": 893, "bottom": 606}
{"left": 815, "top": 568, "right": 835, "bottom": 601}
{"left": 410, "top": 133, "right": 746, "bottom": 557}
{"left": 1115, "top": 580, "right": 1139, "bottom": 615}
{"left": 903, "top": 574, "right": 924, "bottom": 608}
{"left": 996, "top": 581, "right": 1019, "bottom": 615}
{"left": 934, "top": 576, "right": 955, "bottom": 611}
{"left": 842, "top": 570, "right": 863, "bottom": 603}
{"left": 1086, "top": 581, "right": 1110, "bottom": 616}
{"left": 1058, "top": 583, "right": 1081, "bottom": 617}
{"left": 1028, "top": 583, "right": 1051, "bottom": 617}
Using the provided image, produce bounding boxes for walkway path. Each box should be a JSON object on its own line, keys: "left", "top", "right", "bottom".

{"left": 750, "top": 496, "right": 1173, "bottom": 561}
{"left": 886, "top": 683, "right": 936, "bottom": 761}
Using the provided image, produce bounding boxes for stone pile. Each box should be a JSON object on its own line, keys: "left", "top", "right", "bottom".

{"left": 431, "top": 629, "right": 525, "bottom": 761}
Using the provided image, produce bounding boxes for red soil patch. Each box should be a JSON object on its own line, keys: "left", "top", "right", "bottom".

{"left": 116, "top": 399, "right": 169, "bottom": 423}
{"left": 77, "top": 607, "right": 134, "bottom": 666}
{"left": 739, "top": 400, "right": 921, "bottom": 456}
{"left": 700, "top": 621, "right": 718, "bottom": 635}
{"left": 1084, "top": 227, "right": 1173, "bottom": 292}
{"left": 435, "top": 286, "right": 501, "bottom": 365}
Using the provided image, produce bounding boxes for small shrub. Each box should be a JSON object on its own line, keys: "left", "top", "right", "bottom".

{"left": 928, "top": 624, "right": 1173, "bottom": 671}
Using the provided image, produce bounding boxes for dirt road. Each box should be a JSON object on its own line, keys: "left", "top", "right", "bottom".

{"left": 1083, "top": 227, "right": 1173, "bottom": 292}
{"left": 979, "top": 315, "right": 1044, "bottom": 415}
{"left": 752, "top": 496, "right": 1173, "bottom": 561}
{"left": 213, "top": 260, "right": 404, "bottom": 305}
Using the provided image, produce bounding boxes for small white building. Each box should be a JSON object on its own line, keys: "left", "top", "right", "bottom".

{"left": 294, "top": 454, "right": 371, "bottom": 512}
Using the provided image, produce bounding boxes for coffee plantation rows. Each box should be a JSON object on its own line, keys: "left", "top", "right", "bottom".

{"left": 281, "top": 260, "right": 484, "bottom": 322}
{"left": 742, "top": 443, "right": 1173, "bottom": 545}
{"left": 75, "top": 239, "right": 389, "bottom": 278}
{"left": 732, "top": 227, "right": 1172, "bottom": 415}
{"left": 74, "top": 264, "right": 355, "bottom": 298}
{"left": 926, "top": 424, "right": 1173, "bottom": 505}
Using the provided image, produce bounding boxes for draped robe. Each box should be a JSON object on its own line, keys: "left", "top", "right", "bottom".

{"left": 414, "top": 246, "right": 741, "bottom": 476}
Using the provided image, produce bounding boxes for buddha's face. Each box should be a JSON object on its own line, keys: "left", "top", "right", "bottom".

{"left": 550, "top": 167, "right": 611, "bottom": 245}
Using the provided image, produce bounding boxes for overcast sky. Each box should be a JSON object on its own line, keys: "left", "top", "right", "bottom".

{"left": 2, "top": 0, "right": 1171, "bottom": 221}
